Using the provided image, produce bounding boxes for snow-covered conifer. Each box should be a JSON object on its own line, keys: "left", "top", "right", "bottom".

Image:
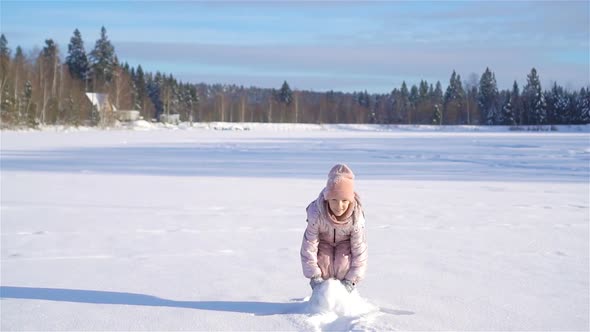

{"left": 478, "top": 67, "right": 499, "bottom": 125}
{"left": 89, "top": 26, "right": 116, "bottom": 89}
{"left": 523, "top": 68, "right": 547, "bottom": 125}
{"left": 66, "top": 29, "right": 89, "bottom": 82}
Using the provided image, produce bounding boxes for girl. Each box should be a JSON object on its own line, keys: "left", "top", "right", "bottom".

{"left": 300, "top": 164, "right": 368, "bottom": 293}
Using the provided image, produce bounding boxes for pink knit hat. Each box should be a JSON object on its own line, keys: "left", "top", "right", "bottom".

{"left": 323, "top": 164, "right": 355, "bottom": 201}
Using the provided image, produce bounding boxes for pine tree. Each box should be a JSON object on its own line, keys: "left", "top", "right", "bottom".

{"left": 353, "top": 90, "right": 370, "bottom": 123}
{"left": 129, "top": 66, "right": 139, "bottom": 110}
{"left": 500, "top": 93, "right": 515, "bottom": 125}
{"left": 419, "top": 80, "right": 429, "bottom": 100}
{"left": 478, "top": 67, "right": 499, "bottom": 124}
{"left": 13, "top": 46, "right": 26, "bottom": 123}
{"left": 135, "top": 65, "right": 146, "bottom": 114}
{"left": 278, "top": 80, "right": 293, "bottom": 105}
{"left": 277, "top": 81, "right": 292, "bottom": 122}
{"left": 433, "top": 81, "right": 443, "bottom": 105}
{"left": 0, "top": 34, "right": 9, "bottom": 77}
{"left": 0, "top": 34, "right": 11, "bottom": 115}
{"left": 23, "top": 80, "right": 36, "bottom": 126}
{"left": 522, "top": 68, "right": 547, "bottom": 125}
{"left": 400, "top": 81, "right": 410, "bottom": 123}
{"left": 89, "top": 26, "right": 116, "bottom": 91}
{"left": 576, "top": 87, "right": 590, "bottom": 124}
{"left": 40, "top": 39, "right": 60, "bottom": 124}
{"left": 432, "top": 104, "right": 442, "bottom": 125}
{"left": 183, "top": 83, "right": 198, "bottom": 124}
{"left": 444, "top": 70, "right": 465, "bottom": 124}
{"left": 162, "top": 73, "right": 178, "bottom": 117}
{"left": 354, "top": 90, "right": 369, "bottom": 109}
{"left": 66, "top": 29, "right": 89, "bottom": 83}
{"left": 0, "top": 34, "right": 8, "bottom": 57}
{"left": 405, "top": 84, "right": 418, "bottom": 124}
{"left": 510, "top": 81, "right": 522, "bottom": 125}
{"left": 413, "top": 80, "right": 432, "bottom": 124}
{"left": 147, "top": 72, "right": 163, "bottom": 120}
{"left": 409, "top": 84, "right": 419, "bottom": 105}
{"left": 546, "top": 82, "right": 570, "bottom": 124}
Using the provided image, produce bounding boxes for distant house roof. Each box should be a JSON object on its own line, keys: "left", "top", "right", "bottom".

{"left": 85, "top": 93, "right": 116, "bottom": 111}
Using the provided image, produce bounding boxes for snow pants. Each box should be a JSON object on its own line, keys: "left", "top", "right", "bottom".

{"left": 317, "top": 240, "right": 351, "bottom": 280}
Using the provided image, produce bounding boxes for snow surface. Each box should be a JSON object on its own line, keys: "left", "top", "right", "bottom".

{"left": 1, "top": 123, "right": 589, "bottom": 331}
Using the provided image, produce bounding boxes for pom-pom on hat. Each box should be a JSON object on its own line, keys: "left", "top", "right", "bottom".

{"left": 323, "top": 164, "right": 355, "bottom": 201}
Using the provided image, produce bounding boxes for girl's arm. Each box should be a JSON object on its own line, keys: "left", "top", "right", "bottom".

{"left": 300, "top": 205, "right": 322, "bottom": 279}
{"left": 345, "top": 213, "right": 368, "bottom": 283}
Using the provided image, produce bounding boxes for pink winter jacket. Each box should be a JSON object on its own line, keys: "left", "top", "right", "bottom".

{"left": 300, "top": 189, "right": 368, "bottom": 283}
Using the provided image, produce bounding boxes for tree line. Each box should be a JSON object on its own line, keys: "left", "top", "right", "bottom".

{"left": 1, "top": 27, "right": 588, "bottom": 128}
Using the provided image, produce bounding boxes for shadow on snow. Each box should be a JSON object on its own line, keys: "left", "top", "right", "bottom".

{"left": 0, "top": 286, "right": 303, "bottom": 316}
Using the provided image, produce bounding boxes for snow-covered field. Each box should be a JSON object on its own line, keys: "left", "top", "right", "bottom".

{"left": 1, "top": 123, "right": 589, "bottom": 331}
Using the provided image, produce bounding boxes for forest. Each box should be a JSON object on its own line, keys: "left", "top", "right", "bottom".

{"left": 1, "top": 27, "right": 588, "bottom": 128}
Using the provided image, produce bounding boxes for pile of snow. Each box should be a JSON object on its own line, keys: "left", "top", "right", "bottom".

{"left": 303, "top": 279, "right": 380, "bottom": 331}
{"left": 127, "top": 120, "right": 153, "bottom": 130}
{"left": 306, "top": 279, "right": 377, "bottom": 316}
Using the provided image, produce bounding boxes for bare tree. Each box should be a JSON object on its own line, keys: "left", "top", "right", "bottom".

{"left": 240, "top": 90, "right": 246, "bottom": 122}
{"left": 294, "top": 91, "right": 299, "bottom": 123}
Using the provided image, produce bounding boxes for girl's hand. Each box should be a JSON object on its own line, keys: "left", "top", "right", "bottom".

{"left": 341, "top": 279, "right": 355, "bottom": 293}
{"left": 309, "top": 276, "right": 324, "bottom": 290}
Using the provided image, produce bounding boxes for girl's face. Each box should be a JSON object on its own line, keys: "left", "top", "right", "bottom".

{"left": 328, "top": 199, "right": 351, "bottom": 217}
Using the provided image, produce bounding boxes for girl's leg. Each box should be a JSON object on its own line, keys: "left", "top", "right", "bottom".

{"left": 317, "top": 241, "right": 334, "bottom": 279}
{"left": 333, "top": 241, "right": 352, "bottom": 280}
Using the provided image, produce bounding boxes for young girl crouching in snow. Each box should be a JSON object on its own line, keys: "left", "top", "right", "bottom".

{"left": 300, "top": 164, "right": 368, "bottom": 293}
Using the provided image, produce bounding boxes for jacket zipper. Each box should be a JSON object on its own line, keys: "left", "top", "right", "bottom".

{"left": 332, "top": 228, "right": 337, "bottom": 277}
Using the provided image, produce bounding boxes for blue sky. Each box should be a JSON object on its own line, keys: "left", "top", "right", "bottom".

{"left": 1, "top": 1, "right": 588, "bottom": 93}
